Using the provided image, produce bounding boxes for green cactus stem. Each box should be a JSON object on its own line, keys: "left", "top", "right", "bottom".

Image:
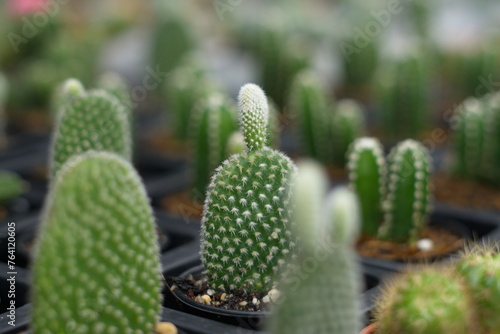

{"left": 379, "top": 139, "right": 432, "bottom": 242}
{"left": 289, "top": 70, "right": 332, "bottom": 163}
{"left": 347, "top": 137, "right": 386, "bottom": 237}
{"left": 32, "top": 151, "right": 162, "bottom": 334}
{"left": 376, "top": 267, "right": 473, "bottom": 334}
{"left": 50, "top": 78, "right": 85, "bottom": 121}
{"left": 50, "top": 90, "right": 131, "bottom": 178}
{"left": 481, "top": 92, "right": 500, "bottom": 185}
{"left": 200, "top": 83, "right": 297, "bottom": 292}
{"left": 270, "top": 161, "right": 362, "bottom": 334}
{"left": 332, "top": 99, "right": 366, "bottom": 167}
{"left": 190, "top": 93, "right": 238, "bottom": 198}
{"left": 0, "top": 171, "right": 25, "bottom": 205}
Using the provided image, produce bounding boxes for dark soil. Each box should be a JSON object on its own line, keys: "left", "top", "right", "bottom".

{"left": 433, "top": 173, "right": 500, "bottom": 211}
{"left": 161, "top": 191, "right": 204, "bottom": 220}
{"left": 356, "top": 225, "right": 464, "bottom": 261}
{"left": 166, "top": 273, "right": 271, "bottom": 312}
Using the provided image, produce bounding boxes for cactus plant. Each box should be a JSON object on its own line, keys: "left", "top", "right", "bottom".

{"left": 0, "top": 72, "right": 8, "bottom": 149}
{"left": 347, "top": 138, "right": 432, "bottom": 242}
{"left": 331, "top": 99, "right": 365, "bottom": 166}
{"left": 347, "top": 137, "right": 386, "bottom": 237}
{"left": 50, "top": 90, "right": 131, "bottom": 178}
{"left": 375, "top": 53, "right": 430, "bottom": 140}
{"left": 32, "top": 151, "right": 162, "bottom": 334}
{"left": 289, "top": 70, "right": 332, "bottom": 163}
{"left": 190, "top": 93, "right": 238, "bottom": 198}
{"left": 0, "top": 171, "right": 25, "bottom": 205}
{"left": 270, "top": 161, "right": 362, "bottom": 334}
{"left": 50, "top": 78, "right": 86, "bottom": 121}
{"left": 200, "top": 83, "right": 297, "bottom": 292}
{"left": 480, "top": 92, "right": 500, "bottom": 185}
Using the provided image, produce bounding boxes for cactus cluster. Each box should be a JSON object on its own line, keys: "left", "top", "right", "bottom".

{"left": 453, "top": 92, "right": 500, "bottom": 186}
{"left": 289, "top": 70, "right": 365, "bottom": 166}
{"left": 0, "top": 171, "right": 25, "bottom": 205}
{"left": 375, "top": 246, "right": 500, "bottom": 334}
{"left": 270, "top": 161, "right": 362, "bottom": 334}
{"left": 200, "top": 84, "right": 297, "bottom": 293}
{"left": 375, "top": 53, "right": 430, "bottom": 140}
{"left": 347, "top": 137, "right": 432, "bottom": 242}
{"left": 32, "top": 152, "right": 162, "bottom": 334}
{"left": 50, "top": 88, "right": 131, "bottom": 178}
{"left": 190, "top": 93, "right": 238, "bottom": 198}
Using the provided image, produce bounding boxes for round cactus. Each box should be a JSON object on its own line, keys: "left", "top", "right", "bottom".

{"left": 379, "top": 139, "right": 432, "bottom": 242}
{"left": 347, "top": 137, "right": 386, "bottom": 237}
{"left": 50, "top": 90, "right": 131, "bottom": 178}
{"left": 200, "top": 84, "right": 297, "bottom": 292}
{"left": 32, "top": 152, "right": 162, "bottom": 334}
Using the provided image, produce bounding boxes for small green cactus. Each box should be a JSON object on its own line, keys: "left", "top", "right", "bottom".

{"left": 50, "top": 78, "right": 86, "bottom": 121}
{"left": 348, "top": 138, "right": 432, "bottom": 242}
{"left": 200, "top": 83, "right": 297, "bottom": 292}
{"left": 50, "top": 90, "right": 131, "bottom": 178}
{"left": 347, "top": 137, "right": 386, "bottom": 237}
{"left": 375, "top": 54, "right": 430, "bottom": 140}
{"left": 0, "top": 171, "right": 25, "bottom": 205}
{"left": 190, "top": 93, "right": 238, "bottom": 198}
{"left": 375, "top": 267, "right": 473, "bottom": 334}
{"left": 289, "top": 70, "right": 332, "bottom": 163}
{"left": 331, "top": 99, "right": 366, "bottom": 166}
{"left": 270, "top": 161, "right": 362, "bottom": 334}
{"left": 32, "top": 151, "right": 162, "bottom": 334}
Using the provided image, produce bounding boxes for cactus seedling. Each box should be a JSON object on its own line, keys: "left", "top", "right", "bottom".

{"left": 331, "top": 99, "right": 365, "bottom": 166}
{"left": 0, "top": 171, "right": 25, "bottom": 205}
{"left": 289, "top": 70, "right": 331, "bottom": 163}
{"left": 190, "top": 93, "right": 238, "bottom": 198}
{"left": 32, "top": 152, "right": 162, "bottom": 334}
{"left": 270, "top": 161, "right": 362, "bottom": 334}
{"left": 50, "top": 89, "right": 131, "bottom": 178}
{"left": 200, "top": 84, "right": 297, "bottom": 292}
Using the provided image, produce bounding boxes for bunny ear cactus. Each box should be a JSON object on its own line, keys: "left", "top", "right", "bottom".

{"left": 379, "top": 139, "right": 432, "bottom": 242}
{"left": 332, "top": 99, "right": 366, "bottom": 166}
{"left": 50, "top": 90, "right": 131, "bottom": 178}
{"left": 200, "top": 83, "right": 297, "bottom": 292}
{"left": 50, "top": 78, "right": 85, "bottom": 121}
{"left": 289, "top": 70, "right": 332, "bottom": 163}
{"left": 0, "top": 171, "right": 25, "bottom": 205}
{"left": 32, "top": 152, "right": 162, "bottom": 334}
{"left": 270, "top": 161, "right": 362, "bottom": 334}
{"left": 347, "top": 137, "right": 386, "bottom": 237}
{"left": 190, "top": 93, "right": 238, "bottom": 199}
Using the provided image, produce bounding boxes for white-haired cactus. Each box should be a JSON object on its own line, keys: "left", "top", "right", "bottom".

{"left": 453, "top": 98, "right": 486, "bottom": 179}
{"left": 200, "top": 83, "right": 297, "bottom": 292}
{"left": 0, "top": 72, "right": 8, "bottom": 149}
{"left": 270, "top": 161, "right": 362, "bottom": 334}
{"left": 347, "top": 137, "right": 386, "bottom": 237}
{"left": 379, "top": 140, "right": 432, "bottom": 242}
{"left": 50, "top": 90, "right": 131, "bottom": 178}
{"left": 32, "top": 152, "right": 162, "bottom": 334}
{"left": 376, "top": 54, "right": 429, "bottom": 140}
{"left": 348, "top": 138, "right": 432, "bottom": 242}
{"left": 289, "top": 70, "right": 332, "bottom": 163}
{"left": 50, "top": 78, "right": 85, "bottom": 121}
{"left": 0, "top": 171, "right": 25, "bottom": 205}
{"left": 332, "top": 99, "right": 366, "bottom": 166}
{"left": 190, "top": 93, "right": 238, "bottom": 198}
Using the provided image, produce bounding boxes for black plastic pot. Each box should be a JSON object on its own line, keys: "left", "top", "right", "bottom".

{"left": 360, "top": 204, "right": 500, "bottom": 271}
{"left": 164, "top": 262, "right": 388, "bottom": 330}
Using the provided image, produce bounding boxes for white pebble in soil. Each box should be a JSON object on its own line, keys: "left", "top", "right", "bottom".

{"left": 416, "top": 238, "right": 434, "bottom": 252}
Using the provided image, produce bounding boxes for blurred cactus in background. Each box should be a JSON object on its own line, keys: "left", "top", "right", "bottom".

{"left": 0, "top": 72, "right": 9, "bottom": 149}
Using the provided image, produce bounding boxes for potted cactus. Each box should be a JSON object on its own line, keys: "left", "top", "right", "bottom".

{"left": 165, "top": 83, "right": 297, "bottom": 327}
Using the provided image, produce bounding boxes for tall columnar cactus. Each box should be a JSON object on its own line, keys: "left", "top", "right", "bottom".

{"left": 289, "top": 70, "right": 332, "bottom": 163}
{"left": 200, "top": 84, "right": 297, "bottom": 292}
{"left": 339, "top": 34, "right": 379, "bottom": 88}
{"left": 379, "top": 140, "right": 432, "bottom": 242}
{"left": 376, "top": 54, "right": 429, "bottom": 140}
{"left": 347, "top": 137, "right": 386, "bottom": 237}
{"left": 0, "top": 171, "right": 25, "bottom": 205}
{"left": 50, "top": 90, "right": 131, "bottom": 178}
{"left": 270, "top": 161, "right": 362, "bottom": 334}
{"left": 50, "top": 78, "right": 85, "bottom": 121}
{"left": 375, "top": 267, "right": 473, "bottom": 334}
{"left": 331, "top": 99, "right": 366, "bottom": 166}
{"left": 32, "top": 152, "right": 162, "bottom": 334}
{"left": 0, "top": 72, "right": 8, "bottom": 149}
{"left": 190, "top": 93, "right": 238, "bottom": 198}
{"left": 453, "top": 98, "right": 486, "bottom": 179}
